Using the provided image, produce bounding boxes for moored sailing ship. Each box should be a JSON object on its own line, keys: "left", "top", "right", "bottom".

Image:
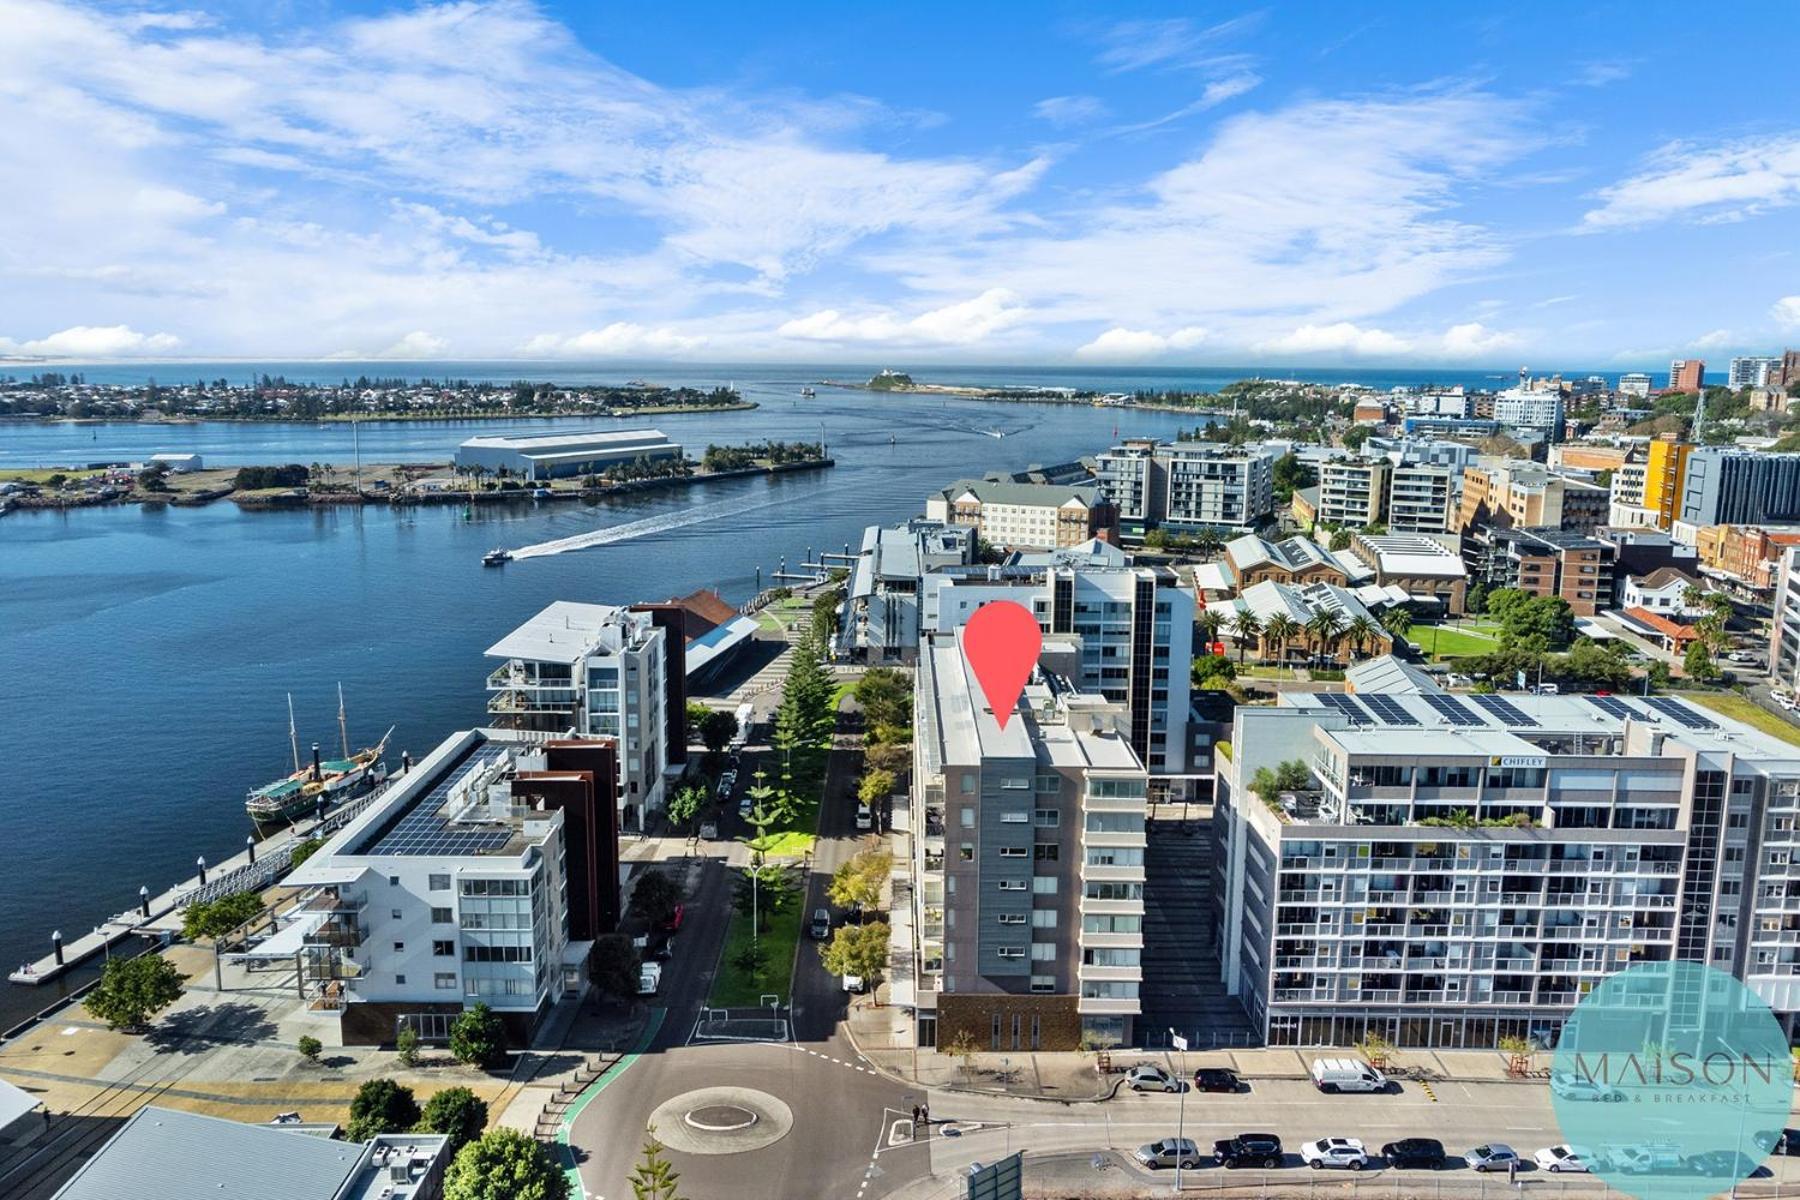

{"left": 245, "top": 689, "right": 393, "bottom": 823}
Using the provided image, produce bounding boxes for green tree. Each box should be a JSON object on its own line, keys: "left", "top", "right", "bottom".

{"left": 1684, "top": 639, "right": 1718, "bottom": 681}
{"left": 84, "top": 953, "right": 185, "bottom": 1031}
{"left": 1271, "top": 452, "right": 1317, "bottom": 502}
{"left": 1557, "top": 638, "right": 1631, "bottom": 691}
{"left": 1192, "top": 653, "right": 1237, "bottom": 688}
{"left": 1305, "top": 608, "right": 1347, "bottom": 661}
{"left": 420, "top": 1086, "right": 489, "bottom": 1157}
{"left": 1250, "top": 759, "right": 1314, "bottom": 803}
{"left": 1196, "top": 609, "right": 1225, "bottom": 652}
{"left": 1328, "top": 528, "right": 1352, "bottom": 552}
{"left": 1228, "top": 609, "right": 1263, "bottom": 663}
{"left": 684, "top": 700, "right": 711, "bottom": 740}
{"left": 854, "top": 668, "right": 912, "bottom": 730}
{"left": 290, "top": 837, "right": 324, "bottom": 870}
{"left": 1264, "top": 612, "right": 1300, "bottom": 664}
{"left": 1465, "top": 582, "right": 1490, "bottom": 615}
{"left": 666, "top": 783, "right": 706, "bottom": 832}
{"left": 1648, "top": 660, "right": 1673, "bottom": 690}
{"left": 857, "top": 768, "right": 896, "bottom": 808}
{"left": 395, "top": 1026, "right": 421, "bottom": 1068}
{"left": 828, "top": 849, "right": 893, "bottom": 914}
{"left": 297, "top": 1035, "right": 322, "bottom": 1064}
{"left": 1343, "top": 614, "right": 1378, "bottom": 659}
{"left": 347, "top": 1078, "right": 421, "bottom": 1142}
{"left": 1381, "top": 606, "right": 1413, "bottom": 641}
{"left": 820, "top": 920, "right": 890, "bottom": 992}
{"left": 733, "top": 863, "right": 799, "bottom": 931}
{"left": 1341, "top": 424, "right": 1373, "bottom": 451}
{"left": 182, "top": 891, "right": 264, "bottom": 941}
{"left": 448, "top": 1003, "right": 507, "bottom": 1069}
{"left": 863, "top": 739, "right": 910, "bottom": 775}
{"left": 628, "top": 870, "right": 683, "bottom": 927}
{"left": 698, "top": 708, "right": 738, "bottom": 755}
{"left": 630, "top": 1127, "right": 684, "bottom": 1200}
{"left": 589, "top": 933, "right": 642, "bottom": 1004}
{"left": 444, "top": 1128, "right": 570, "bottom": 1200}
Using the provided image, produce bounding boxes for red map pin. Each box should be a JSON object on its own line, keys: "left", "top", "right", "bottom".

{"left": 963, "top": 600, "right": 1042, "bottom": 730}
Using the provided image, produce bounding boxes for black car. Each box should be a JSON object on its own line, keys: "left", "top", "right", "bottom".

{"left": 1381, "top": 1138, "right": 1447, "bottom": 1169}
{"left": 1193, "top": 1067, "right": 1243, "bottom": 1093}
{"left": 1215, "top": 1133, "right": 1282, "bottom": 1169}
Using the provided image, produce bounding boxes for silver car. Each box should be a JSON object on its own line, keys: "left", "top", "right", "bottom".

{"left": 1135, "top": 1138, "right": 1202, "bottom": 1170}
{"left": 1124, "top": 1064, "right": 1181, "bottom": 1093}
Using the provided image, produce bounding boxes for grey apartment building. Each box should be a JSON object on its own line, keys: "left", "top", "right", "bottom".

{"left": 1215, "top": 687, "right": 1800, "bottom": 1048}
{"left": 1095, "top": 439, "right": 1274, "bottom": 538}
{"left": 900, "top": 629, "right": 1150, "bottom": 1051}
{"left": 1679, "top": 448, "right": 1800, "bottom": 527}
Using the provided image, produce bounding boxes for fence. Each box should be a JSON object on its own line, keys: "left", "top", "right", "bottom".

{"left": 693, "top": 1005, "right": 790, "bottom": 1043}
{"left": 170, "top": 787, "right": 388, "bottom": 909}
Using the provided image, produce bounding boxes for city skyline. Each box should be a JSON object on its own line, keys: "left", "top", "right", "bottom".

{"left": 3, "top": 1, "right": 1799, "bottom": 365}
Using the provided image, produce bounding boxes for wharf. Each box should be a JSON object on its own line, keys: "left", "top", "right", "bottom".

{"left": 7, "top": 788, "right": 386, "bottom": 987}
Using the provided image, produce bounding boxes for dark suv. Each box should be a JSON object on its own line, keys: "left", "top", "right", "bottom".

{"left": 1214, "top": 1133, "right": 1283, "bottom": 1169}
{"left": 1381, "top": 1138, "right": 1447, "bottom": 1169}
{"left": 1194, "top": 1067, "right": 1243, "bottom": 1093}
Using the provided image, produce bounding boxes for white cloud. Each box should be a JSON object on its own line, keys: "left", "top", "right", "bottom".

{"left": 1200, "top": 74, "right": 1262, "bottom": 108}
{"left": 1074, "top": 326, "right": 1208, "bottom": 360}
{"left": 520, "top": 324, "right": 706, "bottom": 357}
{"left": 1094, "top": 15, "right": 1264, "bottom": 73}
{"left": 1438, "top": 322, "right": 1521, "bottom": 358}
{"left": 778, "top": 289, "right": 1029, "bottom": 346}
{"left": 0, "top": 324, "right": 180, "bottom": 357}
{"left": 1689, "top": 328, "right": 1734, "bottom": 350}
{"left": 1255, "top": 322, "right": 1411, "bottom": 356}
{"left": 1582, "top": 133, "right": 1800, "bottom": 230}
{"left": 372, "top": 331, "right": 450, "bottom": 359}
{"left": 1033, "top": 95, "right": 1108, "bottom": 126}
{"left": 1774, "top": 297, "right": 1800, "bottom": 330}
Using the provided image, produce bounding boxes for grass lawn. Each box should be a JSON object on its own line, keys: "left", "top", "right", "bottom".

{"left": 709, "top": 898, "right": 804, "bottom": 1007}
{"left": 1415, "top": 624, "right": 1500, "bottom": 659}
{"left": 1677, "top": 692, "right": 1800, "bottom": 749}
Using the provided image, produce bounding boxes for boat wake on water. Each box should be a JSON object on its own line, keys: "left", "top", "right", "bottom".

{"left": 508, "top": 493, "right": 790, "bottom": 560}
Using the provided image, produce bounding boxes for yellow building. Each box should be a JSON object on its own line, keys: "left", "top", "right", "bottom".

{"left": 1644, "top": 435, "right": 1692, "bottom": 530}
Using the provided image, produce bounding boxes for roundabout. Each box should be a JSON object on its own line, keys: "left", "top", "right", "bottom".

{"left": 648, "top": 1085, "right": 796, "bottom": 1155}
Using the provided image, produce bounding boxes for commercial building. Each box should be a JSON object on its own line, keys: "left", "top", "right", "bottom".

{"left": 637, "top": 589, "right": 758, "bottom": 686}
{"left": 1095, "top": 439, "right": 1275, "bottom": 537}
{"left": 1458, "top": 459, "right": 1606, "bottom": 534}
{"left": 1465, "top": 527, "right": 1615, "bottom": 617}
{"left": 837, "top": 520, "right": 977, "bottom": 663}
{"left": 49, "top": 1106, "right": 450, "bottom": 1200}
{"left": 1346, "top": 533, "right": 1467, "bottom": 614}
{"left": 484, "top": 602, "right": 672, "bottom": 820}
{"left": 1692, "top": 524, "right": 1800, "bottom": 592}
{"left": 925, "top": 477, "right": 1115, "bottom": 550}
{"left": 1226, "top": 581, "right": 1395, "bottom": 662}
{"left": 924, "top": 564, "right": 1194, "bottom": 776}
{"left": 284, "top": 729, "right": 621, "bottom": 1045}
{"left": 1679, "top": 449, "right": 1800, "bottom": 528}
{"left": 1490, "top": 388, "right": 1565, "bottom": 438}
{"left": 1669, "top": 359, "right": 1706, "bottom": 392}
{"left": 1221, "top": 534, "right": 1348, "bottom": 589}
{"left": 901, "top": 629, "right": 1151, "bottom": 1050}
{"left": 1214, "top": 687, "right": 1800, "bottom": 1048}
{"left": 1730, "top": 356, "right": 1783, "bottom": 389}
{"left": 454, "top": 429, "right": 682, "bottom": 481}
{"left": 1617, "top": 372, "right": 1653, "bottom": 398}
{"left": 1317, "top": 459, "right": 1388, "bottom": 528}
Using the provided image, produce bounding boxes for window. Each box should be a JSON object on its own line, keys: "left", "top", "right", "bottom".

{"left": 1031, "top": 909, "right": 1058, "bottom": 929}
{"left": 391, "top": 909, "right": 403, "bottom": 920}
{"left": 1030, "top": 974, "right": 1056, "bottom": 993}
{"left": 395, "top": 973, "right": 407, "bottom": 985}
{"left": 388, "top": 875, "right": 400, "bottom": 887}
{"left": 393, "top": 941, "right": 405, "bottom": 953}
{"left": 1032, "top": 876, "right": 1059, "bottom": 895}
{"left": 434, "top": 973, "right": 457, "bottom": 990}
{"left": 433, "top": 940, "right": 454, "bottom": 957}
{"left": 997, "top": 913, "right": 1026, "bottom": 925}
{"left": 1000, "top": 777, "right": 1030, "bottom": 790}
{"left": 998, "top": 846, "right": 1027, "bottom": 858}
{"left": 998, "top": 880, "right": 1027, "bottom": 892}
{"left": 999, "top": 811, "right": 1029, "bottom": 824}
{"left": 428, "top": 873, "right": 451, "bottom": 891}
{"left": 959, "top": 843, "right": 973, "bottom": 861}
{"left": 1034, "top": 808, "right": 1060, "bottom": 827}
{"left": 960, "top": 808, "right": 975, "bottom": 828}
{"left": 1030, "top": 943, "right": 1057, "bottom": 962}
{"left": 996, "top": 947, "right": 1026, "bottom": 959}
{"left": 431, "top": 907, "right": 453, "bottom": 924}
{"left": 1034, "top": 843, "right": 1060, "bottom": 861}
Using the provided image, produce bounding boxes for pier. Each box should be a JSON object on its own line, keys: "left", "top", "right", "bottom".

{"left": 7, "top": 785, "right": 391, "bottom": 987}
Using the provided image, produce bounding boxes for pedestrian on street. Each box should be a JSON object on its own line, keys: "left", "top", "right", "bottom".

{"left": 1508, "top": 1158, "right": 1518, "bottom": 1187}
{"left": 910, "top": 1104, "right": 921, "bottom": 1129}
{"left": 920, "top": 1102, "right": 930, "bottom": 1126}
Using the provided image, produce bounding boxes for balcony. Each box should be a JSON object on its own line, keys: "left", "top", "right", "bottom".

{"left": 1077, "top": 962, "right": 1144, "bottom": 983}
{"left": 1077, "top": 994, "right": 1141, "bottom": 1015}
{"left": 488, "top": 689, "right": 577, "bottom": 715}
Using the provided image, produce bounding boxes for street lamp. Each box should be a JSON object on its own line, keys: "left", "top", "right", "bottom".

{"left": 1170, "top": 1029, "right": 1189, "bottom": 1193}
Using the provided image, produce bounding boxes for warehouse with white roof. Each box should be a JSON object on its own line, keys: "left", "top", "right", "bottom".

{"left": 454, "top": 428, "right": 682, "bottom": 480}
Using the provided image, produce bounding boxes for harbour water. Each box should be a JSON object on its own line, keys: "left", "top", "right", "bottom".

{"left": 0, "top": 360, "right": 1618, "bottom": 1022}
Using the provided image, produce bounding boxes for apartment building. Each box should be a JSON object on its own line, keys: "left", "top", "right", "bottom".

{"left": 1387, "top": 463, "right": 1458, "bottom": 534}
{"left": 1464, "top": 527, "right": 1616, "bottom": 617}
{"left": 1643, "top": 435, "right": 1692, "bottom": 530}
{"left": 1679, "top": 449, "right": 1800, "bottom": 528}
{"left": 902, "top": 629, "right": 1150, "bottom": 1050}
{"left": 923, "top": 564, "right": 1194, "bottom": 776}
{"left": 1730, "top": 356, "right": 1783, "bottom": 389}
{"left": 1214, "top": 688, "right": 1800, "bottom": 1048}
{"left": 1618, "top": 372, "right": 1652, "bottom": 398}
{"left": 1094, "top": 439, "right": 1275, "bottom": 537}
{"left": 1490, "top": 388, "right": 1565, "bottom": 438}
{"left": 1317, "top": 459, "right": 1388, "bottom": 527}
{"left": 484, "top": 602, "right": 671, "bottom": 821}
{"left": 1458, "top": 459, "right": 1607, "bottom": 534}
{"left": 837, "top": 520, "right": 976, "bottom": 663}
{"left": 286, "top": 729, "right": 622, "bottom": 1045}
{"left": 1669, "top": 359, "right": 1706, "bottom": 391}
{"left": 1772, "top": 547, "right": 1800, "bottom": 693}
{"left": 925, "top": 477, "right": 1115, "bottom": 550}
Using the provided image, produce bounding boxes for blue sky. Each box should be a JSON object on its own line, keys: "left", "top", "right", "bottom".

{"left": 3, "top": 0, "right": 1799, "bottom": 366}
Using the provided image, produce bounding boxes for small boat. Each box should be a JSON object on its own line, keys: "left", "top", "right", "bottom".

{"left": 800, "top": 386, "right": 816, "bottom": 398}
{"left": 483, "top": 548, "right": 511, "bottom": 566}
{"left": 246, "top": 693, "right": 392, "bottom": 822}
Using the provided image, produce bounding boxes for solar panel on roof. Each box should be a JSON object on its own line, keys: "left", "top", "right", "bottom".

{"left": 1316, "top": 692, "right": 1374, "bottom": 723}
{"left": 1360, "top": 694, "right": 1421, "bottom": 726}
{"left": 1637, "top": 696, "right": 1718, "bottom": 729}
{"left": 1470, "top": 693, "right": 1537, "bottom": 727}
{"left": 366, "top": 743, "right": 518, "bottom": 857}
{"left": 1421, "top": 694, "right": 1485, "bottom": 726}
{"left": 1583, "top": 694, "right": 1639, "bottom": 721}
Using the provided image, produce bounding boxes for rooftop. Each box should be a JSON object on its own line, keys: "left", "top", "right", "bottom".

{"left": 458, "top": 428, "right": 674, "bottom": 452}
{"left": 1353, "top": 532, "right": 1466, "bottom": 578}
{"left": 934, "top": 477, "right": 1097, "bottom": 509}
{"left": 486, "top": 600, "right": 645, "bottom": 664}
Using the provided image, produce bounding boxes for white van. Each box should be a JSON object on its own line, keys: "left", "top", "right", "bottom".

{"left": 1311, "top": 1058, "right": 1391, "bottom": 1094}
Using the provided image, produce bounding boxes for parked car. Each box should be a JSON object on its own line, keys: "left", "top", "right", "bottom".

{"left": 1215, "top": 1133, "right": 1282, "bottom": 1169}
{"left": 699, "top": 820, "right": 719, "bottom": 839}
{"left": 1550, "top": 1072, "right": 1622, "bottom": 1102}
{"left": 1381, "top": 1138, "right": 1446, "bottom": 1169}
{"left": 841, "top": 973, "right": 865, "bottom": 993}
{"left": 1774, "top": 691, "right": 1796, "bottom": 711}
{"left": 1686, "top": 1150, "right": 1761, "bottom": 1179}
{"left": 715, "top": 770, "right": 738, "bottom": 800}
{"left": 1124, "top": 1064, "right": 1181, "bottom": 1093}
{"left": 1311, "top": 1057, "right": 1392, "bottom": 1093}
{"left": 810, "top": 908, "right": 832, "bottom": 940}
{"left": 1535, "top": 683, "right": 1560, "bottom": 695}
{"left": 1193, "top": 1067, "right": 1242, "bottom": 1093}
{"left": 1302, "top": 1138, "right": 1370, "bottom": 1170}
{"left": 1535, "top": 1145, "right": 1589, "bottom": 1173}
{"left": 1761, "top": 1128, "right": 1800, "bottom": 1155}
{"left": 1605, "top": 1144, "right": 1684, "bottom": 1174}
{"left": 1465, "top": 1145, "right": 1518, "bottom": 1173}
{"left": 854, "top": 804, "right": 873, "bottom": 831}
{"left": 1728, "top": 650, "right": 1756, "bottom": 663}
{"left": 637, "top": 961, "right": 662, "bottom": 995}
{"left": 1135, "top": 1138, "right": 1203, "bottom": 1171}
{"left": 738, "top": 797, "right": 753, "bottom": 820}
{"left": 662, "top": 903, "right": 685, "bottom": 932}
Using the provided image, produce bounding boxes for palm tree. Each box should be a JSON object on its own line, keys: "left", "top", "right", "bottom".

{"left": 1196, "top": 609, "right": 1225, "bottom": 654}
{"left": 1681, "top": 584, "right": 1707, "bottom": 614}
{"left": 1382, "top": 607, "right": 1413, "bottom": 641}
{"left": 1307, "top": 609, "right": 1348, "bottom": 664}
{"left": 1229, "top": 609, "right": 1264, "bottom": 664}
{"left": 1194, "top": 528, "right": 1224, "bottom": 561}
{"left": 1344, "top": 614, "right": 1378, "bottom": 660}
{"left": 1264, "top": 613, "right": 1300, "bottom": 667}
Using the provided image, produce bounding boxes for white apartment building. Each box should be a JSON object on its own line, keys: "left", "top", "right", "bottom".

{"left": 286, "top": 730, "right": 579, "bottom": 1045}
{"left": 1491, "top": 387, "right": 1565, "bottom": 434}
{"left": 1387, "top": 463, "right": 1457, "bottom": 534}
{"left": 485, "top": 602, "right": 670, "bottom": 819}
{"left": 837, "top": 520, "right": 977, "bottom": 663}
{"left": 1095, "top": 439, "right": 1274, "bottom": 537}
{"left": 899, "top": 629, "right": 1150, "bottom": 1051}
{"left": 925, "top": 478, "right": 1106, "bottom": 550}
{"left": 923, "top": 564, "right": 1194, "bottom": 778}
{"left": 1730, "top": 357, "right": 1782, "bottom": 390}
{"left": 1317, "top": 459, "right": 1388, "bottom": 528}
{"left": 1771, "top": 546, "right": 1800, "bottom": 695}
{"left": 1215, "top": 688, "right": 1800, "bottom": 1048}
{"left": 1618, "top": 373, "right": 1653, "bottom": 398}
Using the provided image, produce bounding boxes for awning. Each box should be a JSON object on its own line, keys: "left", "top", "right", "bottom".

{"left": 228, "top": 911, "right": 325, "bottom": 960}
{"left": 0, "top": 1078, "right": 37, "bottom": 1131}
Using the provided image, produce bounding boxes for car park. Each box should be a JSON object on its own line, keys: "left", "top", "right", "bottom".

{"left": 1193, "top": 1067, "right": 1242, "bottom": 1093}
{"left": 1124, "top": 1064, "right": 1181, "bottom": 1093}
{"left": 1311, "top": 1057, "right": 1392, "bottom": 1093}
{"left": 1535, "top": 1146, "right": 1589, "bottom": 1173}
{"left": 1135, "top": 1138, "right": 1203, "bottom": 1171}
{"left": 1302, "top": 1138, "right": 1370, "bottom": 1170}
{"left": 1380, "top": 1139, "right": 1446, "bottom": 1169}
{"left": 1214, "top": 1134, "right": 1282, "bottom": 1169}
{"left": 1465, "top": 1145, "right": 1518, "bottom": 1172}
{"left": 1549, "top": 1072, "right": 1622, "bottom": 1102}
{"left": 810, "top": 908, "right": 832, "bottom": 940}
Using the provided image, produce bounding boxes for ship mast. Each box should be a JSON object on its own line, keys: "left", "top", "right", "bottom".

{"left": 338, "top": 683, "right": 351, "bottom": 757}
{"left": 287, "top": 693, "right": 301, "bottom": 773}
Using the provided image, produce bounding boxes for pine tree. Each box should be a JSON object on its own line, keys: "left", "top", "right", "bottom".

{"left": 630, "top": 1127, "right": 683, "bottom": 1200}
